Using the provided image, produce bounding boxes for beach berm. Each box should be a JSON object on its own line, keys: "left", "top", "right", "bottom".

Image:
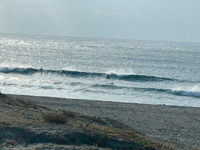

{"left": 0, "top": 93, "right": 179, "bottom": 149}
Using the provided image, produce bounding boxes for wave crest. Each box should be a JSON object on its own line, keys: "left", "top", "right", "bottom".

{"left": 106, "top": 73, "right": 176, "bottom": 82}
{"left": 92, "top": 84, "right": 200, "bottom": 98}
{"left": 0, "top": 67, "right": 184, "bottom": 82}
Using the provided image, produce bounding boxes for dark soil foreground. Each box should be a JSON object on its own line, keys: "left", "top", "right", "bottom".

{"left": 1, "top": 93, "right": 198, "bottom": 149}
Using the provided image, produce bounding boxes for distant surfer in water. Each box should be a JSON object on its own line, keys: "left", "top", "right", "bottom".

{"left": 40, "top": 67, "right": 43, "bottom": 70}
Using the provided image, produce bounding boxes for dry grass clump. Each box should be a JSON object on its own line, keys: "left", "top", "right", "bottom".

{"left": 70, "top": 120, "right": 175, "bottom": 150}
{"left": 63, "top": 110, "right": 77, "bottom": 118}
{"left": 0, "top": 93, "right": 39, "bottom": 109}
{"left": 44, "top": 112, "right": 69, "bottom": 124}
{"left": 0, "top": 122, "right": 12, "bottom": 127}
{"left": 14, "top": 99, "right": 39, "bottom": 109}
{"left": 84, "top": 115, "right": 107, "bottom": 124}
{"left": 44, "top": 110, "right": 77, "bottom": 124}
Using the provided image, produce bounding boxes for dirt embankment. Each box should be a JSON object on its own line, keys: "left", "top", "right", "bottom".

{"left": 0, "top": 93, "right": 176, "bottom": 150}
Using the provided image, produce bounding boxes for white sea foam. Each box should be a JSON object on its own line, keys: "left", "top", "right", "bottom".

{"left": 105, "top": 68, "right": 136, "bottom": 75}
{"left": 0, "top": 62, "right": 32, "bottom": 69}
{"left": 172, "top": 85, "right": 200, "bottom": 93}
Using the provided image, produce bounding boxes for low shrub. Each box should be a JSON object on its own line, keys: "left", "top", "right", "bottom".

{"left": 63, "top": 110, "right": 76, "bottom": 118}
{"left": 44, "top": 112, "right": 69, "bottom": 124}
{"left": 84, "top": 115, "right": 106, "bottom": 124}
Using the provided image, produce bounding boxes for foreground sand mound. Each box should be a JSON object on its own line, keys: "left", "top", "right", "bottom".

{"left": 0, "top": 93, "right": 175, "bottom": 150}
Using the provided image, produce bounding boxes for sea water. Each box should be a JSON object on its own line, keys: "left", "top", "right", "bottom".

{"left": 0, "top": 33, "right": 200, "bottom": 107}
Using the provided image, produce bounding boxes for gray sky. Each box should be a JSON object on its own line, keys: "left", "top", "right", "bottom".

{"left": 0, "top": 0, "right": 200, "bottom": 42}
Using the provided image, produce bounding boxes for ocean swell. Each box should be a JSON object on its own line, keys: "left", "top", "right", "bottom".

{"left": 92, "top": 84, "right": 200, "bottom": 98}
{"left": 0, "top": 67, "right": 188, "bottom": 83}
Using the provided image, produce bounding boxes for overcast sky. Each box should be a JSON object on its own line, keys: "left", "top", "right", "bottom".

{"left": 0, "top": 0, "right": 200, "bottom": 42}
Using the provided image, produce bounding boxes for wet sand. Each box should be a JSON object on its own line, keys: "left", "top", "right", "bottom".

{"left": 8, "top": 94, "right": 200, "bottom": 149}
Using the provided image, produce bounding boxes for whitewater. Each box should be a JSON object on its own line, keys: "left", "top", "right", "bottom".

{"left": 1, "top": 33, "right": 200, "bottom": 107}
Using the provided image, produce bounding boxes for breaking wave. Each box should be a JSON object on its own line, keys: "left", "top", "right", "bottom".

{"left": 1, "top": 67, "right": 200, "bottom": 98}
{"left": 0, "top": 67, "right": 191, "bottom": 83}
{"left": 172, "top": 90, "right": 200, "bottom": 98}
{"left": 92, "top": 84, "right": 200, "bottom": 98}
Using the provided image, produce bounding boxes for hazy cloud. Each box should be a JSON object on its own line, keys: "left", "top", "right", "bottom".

{"left": 0, "top": 5, "right": 5, "bottom": 9}
{"left": 0, "top": 0, "right": 200, "bottom": 42}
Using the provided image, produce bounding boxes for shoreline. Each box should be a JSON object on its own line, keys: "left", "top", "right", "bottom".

{"left": 5, "top": 94, "right": 200, "bottom": 149}
{"left": 6, "top": 93, "right": 199, "bottom": 108}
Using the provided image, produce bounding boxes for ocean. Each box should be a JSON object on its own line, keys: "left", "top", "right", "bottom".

{"left": 0, "top": 33, "right": 200, "bottom": 107}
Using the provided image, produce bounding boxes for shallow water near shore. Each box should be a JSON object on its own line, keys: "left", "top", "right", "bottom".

{"left": 1, "top": 33, "right": 200, "bottom": 107}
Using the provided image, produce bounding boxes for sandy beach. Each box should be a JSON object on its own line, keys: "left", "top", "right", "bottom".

{"left": 5, "top": 94, "right": 200, "bottom": 150}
